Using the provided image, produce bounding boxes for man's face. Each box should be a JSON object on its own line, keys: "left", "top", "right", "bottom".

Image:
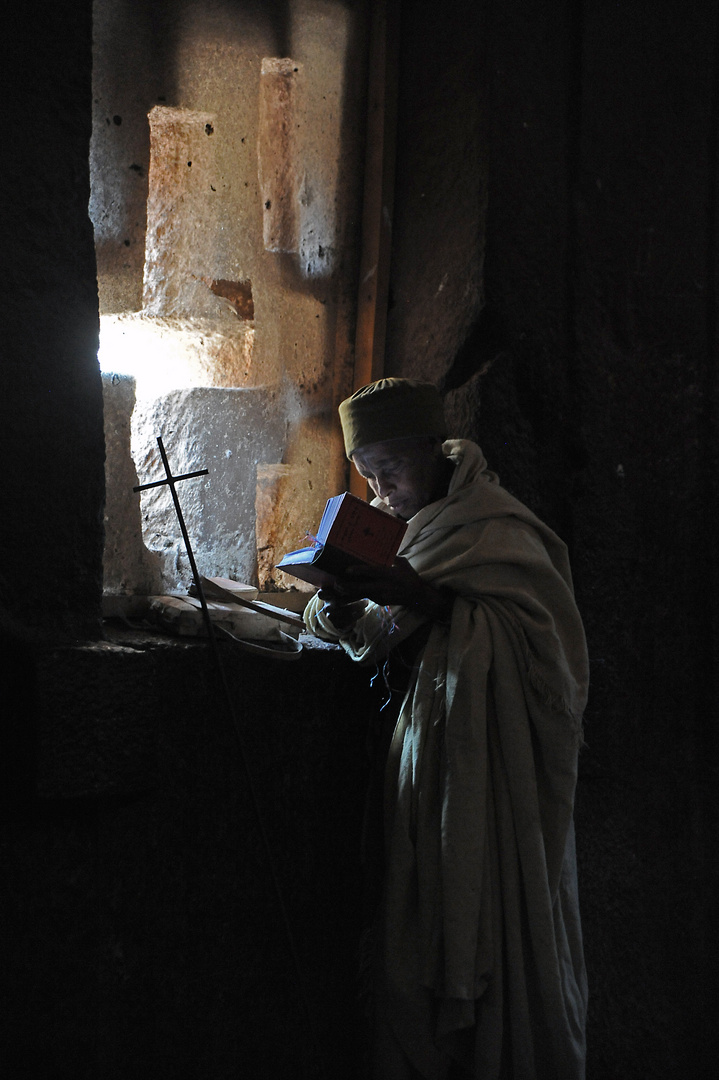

{"left": 352, "top": 437, "right": 446, "bottom": 520}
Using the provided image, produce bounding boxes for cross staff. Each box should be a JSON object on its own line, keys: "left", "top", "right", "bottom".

{"left": 134, "top": 435, "right": 210, "bottom": 619}
{"left": 135, "top": 436, "right": 304, "bottom": 632}
{"left": 132, "top": 435, "right": 323, "bottom": 1074}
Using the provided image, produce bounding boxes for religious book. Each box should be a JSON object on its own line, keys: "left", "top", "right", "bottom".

{"left": 275, "top": 492, "right": 407, "bottom": 589}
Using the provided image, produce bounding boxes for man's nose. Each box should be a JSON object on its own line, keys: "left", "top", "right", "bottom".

{"left": 376, "top": 476, "right": 394, "bottom": 499}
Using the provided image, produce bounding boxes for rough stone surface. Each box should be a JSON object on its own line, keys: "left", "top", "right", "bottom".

{"left": 132, "top": 387, "right": 288, "bottom": 591}
{"left": 102, "top": 373, "right": 163, "bottom": 596}
{"left": 90, "top": 0, "right": 368, "bottom": 541}
{"left": 90, "top": 1, "right": 369, "bottom": 585}
{"left": 384, "top": 0, "right": 487, "bottom": 382}
{"left": 89, "top": 0, "right": 155, "bottom": 314}
{"left": 256, "top": 463, "right": 316, "bottom": 593}
{"left": 258, "top": 50, "right": 346, "bottom": 279}
{"left": 258, "top": 59, "right": 303, "bottom": 254}
{"left": 143, "top": 106, "right": 221, "bottom": 318}
{"left": 100, "top": 312, "right": 256, "bottom": 396}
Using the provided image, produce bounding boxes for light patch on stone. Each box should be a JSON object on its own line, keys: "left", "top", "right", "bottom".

{"left": 143, "top": 106, "right": 221, "bottom": 319}
{"left": 98, "top": 313, "right": 255, "bottom": 398}
{"left": 258, "top": 59, "right": 303, "bottom": 254}
{"left": 102, "top": 373, "right": 163, "bottom": 598}
{"left": 131, "top": 387, "right": 287, "bottom": 592}
{"left": 256, "top": 463, "right": 315, "bottom": 594}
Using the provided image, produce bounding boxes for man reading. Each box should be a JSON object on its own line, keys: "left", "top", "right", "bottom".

{"left": 303, "top": 378, "right": 589, "bottom": 1080}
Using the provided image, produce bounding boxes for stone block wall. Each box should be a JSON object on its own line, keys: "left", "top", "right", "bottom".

{"left": 130, "top": 386, "right": 288, "bottom": 593}
{"left": 91, "top": 0, "right": 370, "bottom": 593}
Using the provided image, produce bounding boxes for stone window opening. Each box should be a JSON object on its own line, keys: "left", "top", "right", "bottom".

{"left": 90, "top": 1, "right": 368, "bottom": 618}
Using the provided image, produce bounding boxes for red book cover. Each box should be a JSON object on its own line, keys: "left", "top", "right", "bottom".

{"left": 276, "top": 493, "right": 407, "bottom": 589}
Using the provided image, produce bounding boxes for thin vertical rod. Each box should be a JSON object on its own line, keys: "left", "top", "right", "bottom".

{"left": 152, "top": 437, "right": 326, "bottom": 1078}
{"left": 155, "top": 437, "right": 215, "bottom": 631}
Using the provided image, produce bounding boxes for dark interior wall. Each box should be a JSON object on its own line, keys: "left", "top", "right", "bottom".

{"left": 2, "top": 1, "right": 104, "bottom": 641}
{"left": 3, "top": 638, "right": 374, "bottom": 1079}
{"left": 384, "top": 0, "right": 487, "bottom": 383}
{"left": 563, "top": 8, "right": 716, "bottom": 1073}
{"left": 387, "top": 1, "right": 717, "bottom": 1076}
{"left": 484, "top": 7, "right": 717, "bottom": 1074}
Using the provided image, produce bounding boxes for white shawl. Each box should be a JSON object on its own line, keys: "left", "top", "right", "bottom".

{"left": 305, "top": 440, "right": 589, "bottom": 1079}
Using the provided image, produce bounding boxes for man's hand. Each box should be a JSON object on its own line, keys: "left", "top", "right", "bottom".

{"left": 316, "top": 588, "right": 367, "bottom": 632}
{"left": 333, "top": 557, "right": 453, "bottom": 623}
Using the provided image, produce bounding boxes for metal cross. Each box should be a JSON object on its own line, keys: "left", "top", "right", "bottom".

{"left": 133, "top": 435, "right": 209, "bottom": 608}
{"left": 132, "top": 436, "right": 318, "bottom": 1060}
{"left": 133, "top": 435, "right": 226, "bottom": 658}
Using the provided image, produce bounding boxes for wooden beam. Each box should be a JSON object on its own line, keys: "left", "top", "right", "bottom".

{"left": 350, "top": 0, "right": 400, "bottom": 496}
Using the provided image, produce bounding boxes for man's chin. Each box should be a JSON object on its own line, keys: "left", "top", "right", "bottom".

{"left": 391, "top": 502, "right": 415, "bottom": 521}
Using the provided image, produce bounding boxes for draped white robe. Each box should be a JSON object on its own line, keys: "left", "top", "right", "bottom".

{"left": 304, "top": 440, "right": 589, "bottom": 1079}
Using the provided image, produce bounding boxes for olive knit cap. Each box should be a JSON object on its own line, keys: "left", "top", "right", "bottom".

{"left": 339, "top": 378, "right": 446, "bottom": 458}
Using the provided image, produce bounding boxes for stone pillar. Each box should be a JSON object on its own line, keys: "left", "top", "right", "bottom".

{"left": 143, "top": 106, "right": 219, "bottom": 318}
{"left": 256, "top": 464, "right": 316, "bottom": 595}
{"left": 102, "top": 373, "right": 162, "bottom": 608}
{"left": 258, "top": 59, "right": 303, "bottom": 254}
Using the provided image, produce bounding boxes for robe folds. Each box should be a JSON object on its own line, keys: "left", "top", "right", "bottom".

{"left": 304, "top": 440, "right": 589, "bottom": 1080}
